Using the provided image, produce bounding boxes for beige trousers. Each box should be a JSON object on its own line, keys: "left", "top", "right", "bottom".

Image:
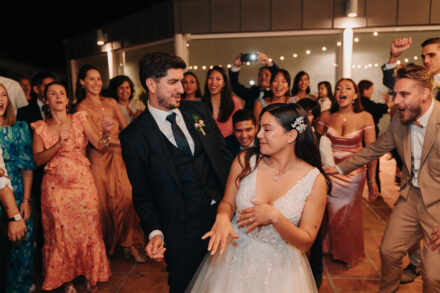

{"left": 379, "top": 186, "right": 440, "bottom": 293}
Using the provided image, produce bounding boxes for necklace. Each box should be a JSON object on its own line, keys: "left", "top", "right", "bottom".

{"left": 265, "top": 158, "right": 296, "bottom": 181}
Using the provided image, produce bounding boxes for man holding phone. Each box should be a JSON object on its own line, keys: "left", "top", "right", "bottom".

{"left": 229, "top": 51, "right": 279, "bottom": 111}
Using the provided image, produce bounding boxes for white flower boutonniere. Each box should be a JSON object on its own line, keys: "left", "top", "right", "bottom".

{"left": 193, "top": 114, "right": 206, "bottom": 136}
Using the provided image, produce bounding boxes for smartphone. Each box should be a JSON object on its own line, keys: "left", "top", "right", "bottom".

{"left": 240, "top": 53, "right": 258, "bottom": 62}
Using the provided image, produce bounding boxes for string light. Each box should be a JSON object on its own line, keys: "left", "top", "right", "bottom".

{"left": 218, "top": 64, "right": 223, "bottom": 67}
{"left": 374, "top": 63, "right": 378, "bottom": 67}
{"left": 305, "top": 50, "right": 311, "bottom": 54}
{"left": 352, "top": 65, "right": 356, "bottom": 68}
{"left": 333, "top": 63, "right": 338, "bottom": 67}
{"left": 397, "top": 61, "right": 401, "bottom": 65}
{"left": 368, "top": 64, "right": 372, "bottom": 67}
{"left": 202, "top": 65, "right": 206, "bottom": 70}
{"left": 194, "top": 66, "right": 198, "bottom": 70}
{"left": 186, "top": 43, "right": 190, "bottom": 47}
{"left": 280, "top": 56, "right": 285, "bottom": 60}
{"left": 322, "top": 46, "right": 327, "bottom": 51}
{"left": 354, "top": 37, "right": 359, "bottom": 42}
{"left": 246, "top": 62, "right": 250, "bottom": 66}
{"left": 404, "top": 58, "right": 408, "bottom": 63}
{"left": 357, "top": 65, "right": 361, "bottom": 68}
{"left": 227, "top": 64, "right": 232, "bottom": 68}
{"left": 269, "top": 58, "right": 273, "bottom": 62}
{"left": 364, "top": 65, "right": 368, "bottom": 69}
{"left": 414, "top": 56, "right": 418, "bottom": 60}
{"left": 249, "top": 80, "right": 255, "bottom": 85}
{"left": 209, "top": 65, "right": 213, "bottom": 69}
{"left": 337, "top": 41, "right": 342, "bottom": 46}
{"left": 292, "top": 53, "right": 298, "bottom": 58}
{"left": 189, "top": 66, "right": 193, "bottom": 69}
{"left": 373, "top": 32, "right": 378, "bottom": 36}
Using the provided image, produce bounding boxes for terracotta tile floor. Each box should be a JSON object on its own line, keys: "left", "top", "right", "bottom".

{"left": 35, "top": 155, "right": 423, "bottom": 292}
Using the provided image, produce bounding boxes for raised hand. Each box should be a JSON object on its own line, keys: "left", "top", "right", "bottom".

{"left": 390, "top": 37, "right": 412, "bottom": 58}
{"left": 257, "top": 52, "right": 273, "bottom": 66}
{"left": 233, "top": 53, "right": 244, "bottom": 68}
{"left": 202, "top": 213, "right": 239, "bottom": 255}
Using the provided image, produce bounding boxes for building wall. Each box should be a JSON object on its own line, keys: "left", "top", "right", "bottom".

{"left": 174, "top": 0, "right": 440, "bottom": 34}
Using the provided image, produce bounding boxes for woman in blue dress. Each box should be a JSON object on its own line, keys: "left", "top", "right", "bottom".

{"left": 0, "top": 83, "right": 35, "bottom": 293}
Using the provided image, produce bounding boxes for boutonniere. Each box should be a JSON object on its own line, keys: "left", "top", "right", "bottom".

{"left": 192, "top": 114, "right": 206, "bottom": 136}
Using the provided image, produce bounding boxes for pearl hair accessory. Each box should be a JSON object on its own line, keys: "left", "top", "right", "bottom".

{"left": 291, "top": 116, "right": 307, "bottom": 133}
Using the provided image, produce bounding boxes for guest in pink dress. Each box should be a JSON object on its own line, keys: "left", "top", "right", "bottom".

{"left": 202, "top": 66, "right": 243, "bottom": 138}
{"left": 31, "top": 82, "right": 111, "bottom": 293}
{"left": 317, "top": 78, "right": 378, "bottom": 266}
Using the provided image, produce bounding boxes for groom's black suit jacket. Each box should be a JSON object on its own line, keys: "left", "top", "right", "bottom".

{"left": 120, "top": 101, "right": 233, "bottom": 245}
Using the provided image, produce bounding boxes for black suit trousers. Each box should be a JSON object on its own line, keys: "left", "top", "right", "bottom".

{"left": 165, "top": 204, "right": 216, "bottom": 293}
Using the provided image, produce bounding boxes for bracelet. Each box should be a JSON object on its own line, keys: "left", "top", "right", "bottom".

{"left": 22, "top": 198, "right": 31, "bottom": 203}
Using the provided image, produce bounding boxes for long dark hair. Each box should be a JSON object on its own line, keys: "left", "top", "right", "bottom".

{"left": 318, "top": 81, "right": 333, "bottom": 100}
{"left": 269, "top": 69, "right": 291, "bottom": 101}
{"left": 202, "top": 66, "right": 234, "bottom": 122}
{"left": 237, "top": 103, "right": 331, "bottom": 193}
{"left": 76, "top": 64, "right": 100, "bottom": 103}
{"left": 182, "top": 71, "right": 202, "bottom": 99}
{"left": 108, "top": 75, "right": 135, "bottom": 101}
{"left": 291, "top": 71, "right": 311, "bottom": 96}
{"left": 358, "top": 79, "right": 373, "bottom": 98}
{"left": 330, "top": 78, "right": 364, "bottom": 113}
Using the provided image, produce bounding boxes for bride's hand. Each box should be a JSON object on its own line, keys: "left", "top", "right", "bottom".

{"left": 237, "top": 199, "right": 280, "bottom": 233}
{"left": 202, "top": 213, "right": 239, "bottom": 255}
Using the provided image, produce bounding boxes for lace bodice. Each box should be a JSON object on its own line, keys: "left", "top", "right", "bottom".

{"left": 233, "top": 156, "right": 319, "bottom": 247}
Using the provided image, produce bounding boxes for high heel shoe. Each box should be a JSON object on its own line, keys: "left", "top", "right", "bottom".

{"left": 64, "top": 283, "right": 78, "bottom": 293}
{"left": 86, "top": 281, "right": 98, "bottom": 293}
{"left": 124, "top": 246, "right": 147, "bottom": 263}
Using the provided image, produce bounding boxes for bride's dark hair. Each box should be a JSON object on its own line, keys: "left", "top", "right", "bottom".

{"left": 237, "top": 103, "right": 331, "bottom": 193}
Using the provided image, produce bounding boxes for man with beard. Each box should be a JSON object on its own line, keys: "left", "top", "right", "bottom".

{"left": 229, "top": 52, "right": 279, "bottom": 111}
{"left": 381, "top": 37, "right": 440, "bottom": 283}
{"left": 120, "top": 52, "right": 233, "bottom": 293}
{"left": 326, "top": 64, "right": 440, "bottom": 292}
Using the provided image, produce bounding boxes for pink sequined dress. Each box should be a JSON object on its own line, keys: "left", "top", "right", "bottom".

{"left": 31, "top": 112, "right": 111, "bottom": 290}
{"left": 322, "top": 125, "right": 373, "bottom": 266}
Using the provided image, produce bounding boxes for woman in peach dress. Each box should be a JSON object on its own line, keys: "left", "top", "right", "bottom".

{"left": 75, "top": 65, "right": 146, "bottom": 262}
{"left": 31, "top": 82, "right": 111, "bottom": 292}
{"left": 317, "top": 78, "right": 378, "bottom": 267}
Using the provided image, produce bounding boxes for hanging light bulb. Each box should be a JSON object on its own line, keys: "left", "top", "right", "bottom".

{"left": 322, "top": 46, "right": 327, "bottom": 51}
{"left": 280, "top": 56, "right": 285, "bottom": 60}
{"left": 292, "top": 53, "right": 298, "bottom": 58}
{"left": 373, "top": 32, "right": 378, "bottom": 36}
{"left": 305, "top": 50, "right": 311, "bottom": 54}
{"left": 337, "top": 41, "right": 342, "bottom": 47}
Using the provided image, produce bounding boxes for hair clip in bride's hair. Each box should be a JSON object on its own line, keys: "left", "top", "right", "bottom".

{"left": 291, "top": 116, "right": 307, "bottom": 134}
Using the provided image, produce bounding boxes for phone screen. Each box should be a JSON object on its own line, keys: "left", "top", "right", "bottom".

{"left": 240, "top": 53, "right": 257, "bottom": 62}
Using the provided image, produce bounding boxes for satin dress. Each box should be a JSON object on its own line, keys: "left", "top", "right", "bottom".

{"left": 322, "top": 125, "right": 374, "bottom": 266}
{"left": 77, "top": 98, "right": 145, "bottom": 254}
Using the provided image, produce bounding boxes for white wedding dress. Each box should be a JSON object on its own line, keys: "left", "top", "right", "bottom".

{"left": 188, "top": 157, "right": 319, "bottom": 293}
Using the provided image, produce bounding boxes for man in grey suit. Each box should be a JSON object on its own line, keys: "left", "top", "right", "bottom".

{"left": 327, "top": 65, "right": 440, "bottom": 292}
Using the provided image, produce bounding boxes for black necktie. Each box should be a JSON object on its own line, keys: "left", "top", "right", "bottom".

{"left": 166, "top": 112, "right": 192, "bottom": 156}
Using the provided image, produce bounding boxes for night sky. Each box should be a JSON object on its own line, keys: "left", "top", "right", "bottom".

{"left": 1, "top": 0, "right": 166, "bottom": 71}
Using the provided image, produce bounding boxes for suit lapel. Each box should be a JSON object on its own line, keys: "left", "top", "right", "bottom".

{"left": 420, "top": 102, "right": 440, "bottom": 167}
{"left": 140, "top": 110, "right": 183, "bottom": 192}
{"left": 180, "top": 108, "right": 226, "bottom": 184}
{"left": 402, "top": 124, "right": 412, "bottom": 175}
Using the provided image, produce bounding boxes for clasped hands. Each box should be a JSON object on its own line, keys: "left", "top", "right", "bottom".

{"left": 430, "top": 225, "right": 440, "bottom": 254}
{"left": 202, "top": 200, "right": 279, "bottom": 256}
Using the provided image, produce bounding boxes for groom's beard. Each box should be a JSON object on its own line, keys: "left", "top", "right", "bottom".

{"left": 157, "top": 93, "right": 181, "bottom": 110}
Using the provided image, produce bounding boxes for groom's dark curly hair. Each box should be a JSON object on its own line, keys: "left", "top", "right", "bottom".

{"left": 139, "top": 52, "right": 186, "bottom": 92}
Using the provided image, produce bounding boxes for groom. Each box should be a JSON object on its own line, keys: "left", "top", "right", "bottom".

{"left": 120, "top": 52, "right": 233, "bottom": 293}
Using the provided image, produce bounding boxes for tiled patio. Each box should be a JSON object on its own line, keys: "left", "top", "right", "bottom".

{"left": 37, "top": 155, "right": 423, "bottom": 292}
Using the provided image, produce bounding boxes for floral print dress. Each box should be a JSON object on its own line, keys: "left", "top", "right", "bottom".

{"left": 31, "top": 112, "right": 111, "bottom": 290}
{"left": 0, "top": 121, "right": 35, "bottom": 293}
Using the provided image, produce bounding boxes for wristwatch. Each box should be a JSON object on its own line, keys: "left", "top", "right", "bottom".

{"left": 8, "top": 213, "right": 23, "bottom": 222}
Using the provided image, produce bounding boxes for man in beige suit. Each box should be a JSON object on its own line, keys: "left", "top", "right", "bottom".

{"left": 326, "top": 64, "right": 440, "bottom": 292}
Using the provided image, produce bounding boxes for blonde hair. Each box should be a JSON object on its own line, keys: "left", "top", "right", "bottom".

{"left": 0, "top": 83, "right": 16, "bottom": 126}
{"left": 396, "top": 64, "right": 433, "bottom": 90}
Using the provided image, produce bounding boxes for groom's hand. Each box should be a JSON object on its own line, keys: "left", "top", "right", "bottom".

{"left": 145, "top": 235, "right": 166, "bottom": 262}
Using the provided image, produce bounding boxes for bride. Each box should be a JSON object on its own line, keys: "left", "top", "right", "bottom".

{"left": 188, "top": 103, "right": 330, "bottom": 292}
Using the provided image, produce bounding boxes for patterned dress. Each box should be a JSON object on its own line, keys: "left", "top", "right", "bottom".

{"left": 31, "top": 112, "right": 111, "bottom": 290}
{"left": 0, "top": 121, "right": 35, "bottom": 293}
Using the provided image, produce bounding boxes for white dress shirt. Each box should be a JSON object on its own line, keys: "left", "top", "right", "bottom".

{"left": 37, "top": 99, "right": 45, "bottom": 119}
{"left": 148, "top": 101, "right": 195, "bottom": 155}
{"left": 410, "top": 99, "right": 434, "bottom": 187}
{"left": 0, "top": 76, "right": 29, "bottom": 115}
